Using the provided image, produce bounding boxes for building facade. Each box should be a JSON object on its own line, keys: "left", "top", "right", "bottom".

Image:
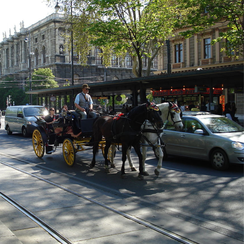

{"left": 0, "top": 13, "right": 157, "bottom": 89}
{"left": 155, "top": 23, "right": 243, "bottom": 116}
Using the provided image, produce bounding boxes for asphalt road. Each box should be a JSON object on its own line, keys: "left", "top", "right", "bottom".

{"left": 0, "top": 125, "right": 243, "bottom": 243}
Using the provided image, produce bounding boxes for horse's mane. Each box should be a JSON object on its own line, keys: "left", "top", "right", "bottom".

{"left": 127, "top": 103, "right": 146, "bottom": 119}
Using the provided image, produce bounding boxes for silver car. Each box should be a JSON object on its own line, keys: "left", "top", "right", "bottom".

{"left": 162, "top": 112, "right": 244, "bottom": 170}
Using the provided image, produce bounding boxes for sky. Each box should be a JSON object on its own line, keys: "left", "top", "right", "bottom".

{"left": 0, "top": 0, "right": 55, "bottom": 42}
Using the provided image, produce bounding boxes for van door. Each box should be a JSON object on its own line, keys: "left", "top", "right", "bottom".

{"left": 6, "top": 107, "right": 18, "bottom": 132}
{"left": 16, "top": 108, "right": 24, "bottom": 133}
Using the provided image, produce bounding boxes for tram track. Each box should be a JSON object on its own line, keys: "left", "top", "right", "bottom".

{"left": 0, "top": 192, "right": 72, "bottom": 244}
{"left": 0, "top": 151, "right": 243, "bottom": 244}
{"left": 0, "top": 152, "right": 199, "bottom": 244}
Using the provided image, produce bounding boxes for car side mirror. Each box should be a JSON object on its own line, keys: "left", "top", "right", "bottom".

{"left": 194, "top": 129, "right": 204, "bottom": 134}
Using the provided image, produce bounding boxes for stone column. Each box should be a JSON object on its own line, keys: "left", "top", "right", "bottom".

{"left": 194, "top": 34, "right": 198, "bottom": 66}
{"left": 186, "top": 38, "right": 190, "bottom": 67}
{"left": 215, "top": 28, "right": 220, "bottom": 64}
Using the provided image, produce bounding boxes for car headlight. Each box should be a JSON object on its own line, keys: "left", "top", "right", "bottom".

{"left": 27, "top": 121, "right": 36, "bottom": 125}
{"left": 232, "top": 141, "right": 244, "bottom": 150}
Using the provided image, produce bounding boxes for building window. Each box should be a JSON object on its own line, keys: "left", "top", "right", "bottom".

{"left": 42, "top": 34, "right": 45, "bottom": 40}
{"left": 42, "top": 46, "right": 46, "bottom": 64}
{"left": 175, "top": 43, "right": 183, "bottom": 63}
{"left": 35, "top": 48, "right": 39, "bottom": 66}
{"left": 152, "top": 55, "right": 158, "bottom": 69}
{"left": 16, "top": 43, "right": 20, "bottom": 66}
{"left": 226, "top": 40, "right": 235, "bottom": 56}
{"left": 204, "top": 38, "right": 211, "bottom": 59}
{"left": 111, "top": 55, "right": 118, "bottom": 67}
{"left": 35, "top": 38, "right": 38, "bottom": 43}
{"left": 95, "top": 48, "right": 102, "bottom": 65}
{"left": 24, "top": 41, "right": 27, "bottom": 63}
{"left": 59, "top": 44, "right": 64, "bottom": 55}
{"left": 125, "top": 55, "right": 132, "bottom": 67}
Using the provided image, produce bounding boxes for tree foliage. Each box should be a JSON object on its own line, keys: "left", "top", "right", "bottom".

{"left": 177, "top": 0, "right": 244, "bottom": 57}
{"left": 50, "top": 0, "right": 192, "bottom": 77}
{"left": 31, "top": 68, "right": 58, "bottom": 89}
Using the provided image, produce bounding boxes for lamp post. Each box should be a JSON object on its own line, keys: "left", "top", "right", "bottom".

{"left": 25, "top": 34, "right": 33, "bottom": 104}
{"left": 55, "top": 1, "right": 74, "bottom": 108}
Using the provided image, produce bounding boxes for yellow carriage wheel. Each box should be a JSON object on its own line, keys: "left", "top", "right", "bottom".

{"left": 63, "top": 138, "right": 76, "bottom": 166}
{"left": 32, "top": 129, "right": 44, "bottom": 158}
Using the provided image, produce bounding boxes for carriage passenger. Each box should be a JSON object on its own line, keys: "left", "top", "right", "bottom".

{"left": 45, "top": 107, "right": 56, "bottom": 123}
{"left": 44, "top": 107, "right": 57, "bottom": 132}
{"left": 74, "top": 84, "right": 97, "bottom": 119}
{"left": 60, "top": 104, "right": 68, "bottom": 117}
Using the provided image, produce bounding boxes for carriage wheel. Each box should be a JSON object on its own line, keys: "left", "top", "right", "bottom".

{"left": 63, "top": 138, "right": 76, "bottom": 167}
{"left": 32, "top": 129, "right": 44, "bottom": 158}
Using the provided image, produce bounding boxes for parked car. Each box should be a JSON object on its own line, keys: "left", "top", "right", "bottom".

{"left": 5, "top": 105, "right": 48, "bottom": 137}
{"left": 162, "top": 111, "right": 244, "bottom": 170}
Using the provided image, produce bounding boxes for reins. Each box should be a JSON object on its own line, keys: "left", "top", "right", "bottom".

{"left": 141, "top": 120, "right": 165, "bottom": 150}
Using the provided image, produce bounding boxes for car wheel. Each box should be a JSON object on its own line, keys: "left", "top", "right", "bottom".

{"left": 22, "top": 127, "right": 28, "bottom": 137}
{"left": 6, "top": 126, "right": 12, "bottom": 135}
{"left": 210, "top": 149, "right": 229, "bottom": 170}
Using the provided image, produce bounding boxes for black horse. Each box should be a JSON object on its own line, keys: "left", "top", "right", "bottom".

{"left": 90, "top": 101, "right": 163, "bottom": 179}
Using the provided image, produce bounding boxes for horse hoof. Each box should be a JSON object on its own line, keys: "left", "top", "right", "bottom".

{"left": 138, "top": 174, "right": 144, "bottom": 180}
{"left": 90, "top": 164, "right": 94, "bottom": 169}
{"left": 121, "top": 174, "right": 127, "bottom": 179}
{"left": 154, "top": 168, "right": 160, "bottom": 176}
{"left": 131, "top": 167, "right": 137, "bottom": 171}
{"left": 141, "top": 171, "right": 149, "bottom": 176}
{"left": 105, "top": 167, "right": 110, "bottom": 173}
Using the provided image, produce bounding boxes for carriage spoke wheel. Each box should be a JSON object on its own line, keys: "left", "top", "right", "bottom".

{"left": 63, "top": 138, "right": 76, "bottom": 167}
{"left": 32, "top": 129, "right": 44, "bottom": 158}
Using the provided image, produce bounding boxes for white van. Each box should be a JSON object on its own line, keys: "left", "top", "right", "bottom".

{"left": 5, "top": 105, "right": 48, "bottom": 137}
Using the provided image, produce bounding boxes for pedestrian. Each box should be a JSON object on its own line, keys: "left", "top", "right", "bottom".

{"left": 74, "top": 84, "right": 97, "bottom": 119}
{"left": 200, "top": 102, "right": 207, "bottom": 111}
{"left": 225, "top": 102, "right": 232, "bottom": 120}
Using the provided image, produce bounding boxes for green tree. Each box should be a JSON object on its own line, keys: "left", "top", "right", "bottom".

{"left": 31, "top": 68, "right": 58, "bottom": 89}
{"left": 0, "top": 76, "right": 29, "bottom": 108}
{"left": 177, "top": 0, "right": 244, "bottom": 57}
{"left": 49, "top": 0, "right": 191, "bottom": 77}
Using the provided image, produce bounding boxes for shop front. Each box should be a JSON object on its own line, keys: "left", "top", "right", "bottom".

{"left": 152, "top": 87, "right": 224, "bottom": 113}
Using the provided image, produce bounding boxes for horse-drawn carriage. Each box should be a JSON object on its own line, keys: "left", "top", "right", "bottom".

{"left": 32, "top": 111, "right": 112, "bottom": 167}
{"left": 32, "top": 102, "right": 182, "bottom": 179}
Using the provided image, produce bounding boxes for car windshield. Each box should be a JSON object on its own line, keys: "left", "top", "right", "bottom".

{"left": 24, "top": 107, "right": 47, "bottom": 117}
{"left": 201, "top": 117, "right": 244, "bottom": 133}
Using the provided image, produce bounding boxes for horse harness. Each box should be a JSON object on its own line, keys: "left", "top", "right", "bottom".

{"left": 141, "top": 121, "right": 165, "bottom": 150}
{"left": 111, "top": 113, "right": 141, "bottom": 141}
{"left": 166, "top": 102, "right": 182, "bottom": 125}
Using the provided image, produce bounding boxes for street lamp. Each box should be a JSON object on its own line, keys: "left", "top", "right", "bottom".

{"left": 25, "top": 35, "right": 34, "bottom": 104}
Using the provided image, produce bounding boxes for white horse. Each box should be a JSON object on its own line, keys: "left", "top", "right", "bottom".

{"left": 110, "top": 102, "right": 183, "bottom": 176}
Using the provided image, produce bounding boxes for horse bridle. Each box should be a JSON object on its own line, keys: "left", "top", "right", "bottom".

{"left": 166, "top": 102, "right": 182, "bottom": 125}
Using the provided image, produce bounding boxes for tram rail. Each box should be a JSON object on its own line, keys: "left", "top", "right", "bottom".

{"left": 0, "top": 192, "right": 72, "bottom": 244}
{"left": 0, "top": 152, "right": 199, "bottom": 244}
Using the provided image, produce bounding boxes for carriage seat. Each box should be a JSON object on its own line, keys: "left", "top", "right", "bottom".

{"left": 69, "top": 111, "right": 95, "bottom": 136}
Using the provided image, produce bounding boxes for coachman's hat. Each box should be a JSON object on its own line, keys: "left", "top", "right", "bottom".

{"left": 82, "top": 84, "right": 90, "bottom": 89}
